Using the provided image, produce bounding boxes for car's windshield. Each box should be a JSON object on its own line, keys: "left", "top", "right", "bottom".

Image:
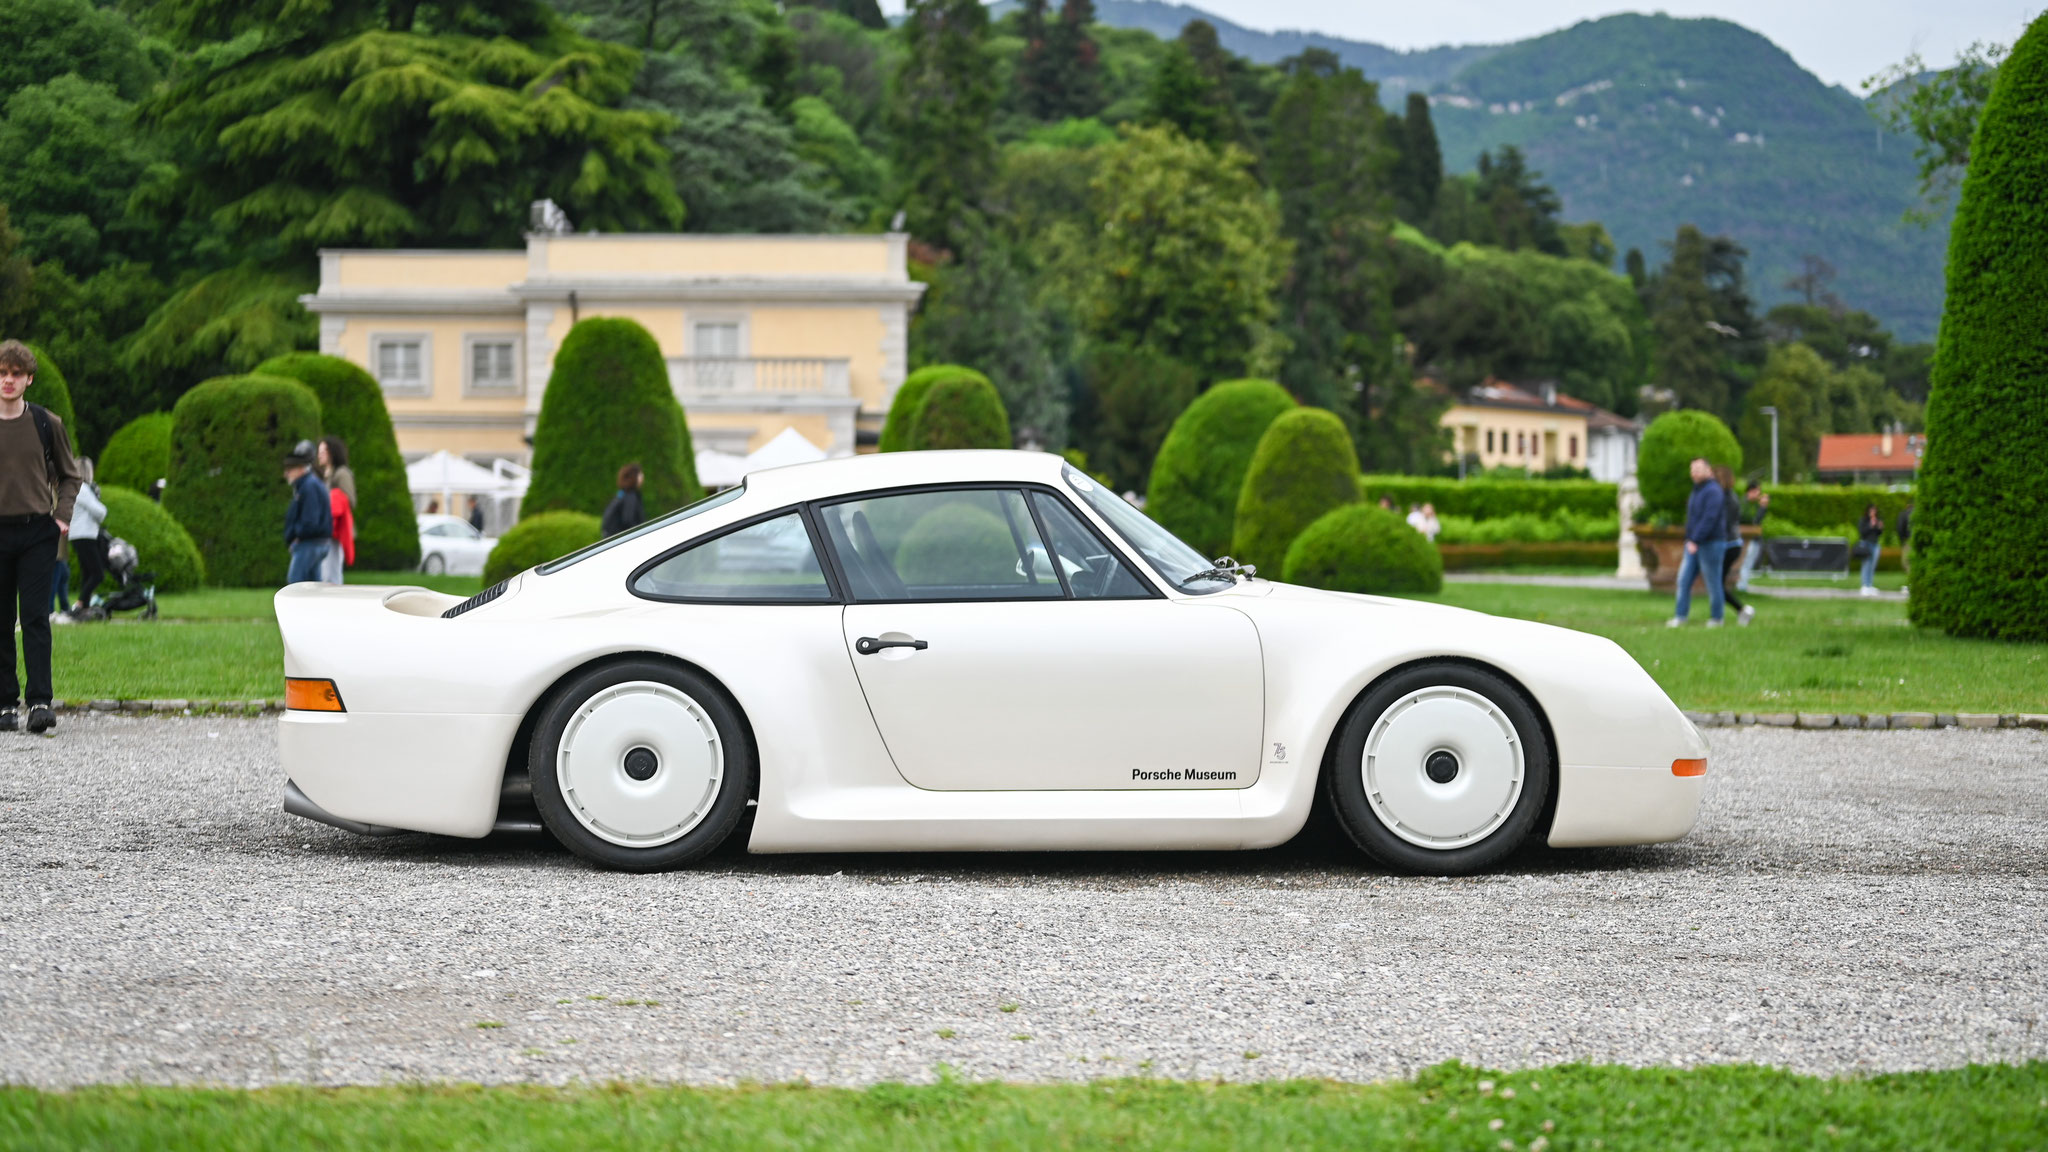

{"left": 536, "top": 485, "right": 747, "bottom": 575}
{"left": 1062, "top": 466, "right": 1229, "bottom": 595}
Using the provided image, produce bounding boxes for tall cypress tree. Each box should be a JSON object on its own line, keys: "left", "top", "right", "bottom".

{"left": 1910, "top": 13, "right": 2048, "bottom": 640}
{"left": 1391, "top": 92, "right": 1441, "bottom": 224}
{"left": 1144, "top": 21, "right": 1247, "bottom": 150}
{"left": 1647, "top": 225, "right": 1728, "bottom": 415}
{"left": 1040, "top": 0, "right": 1102, "bottom": 121}
{"left": 889, "top": 0, "right": 999, "bottom": 252}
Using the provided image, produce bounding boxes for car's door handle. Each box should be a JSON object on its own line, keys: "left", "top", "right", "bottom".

{"left": 855, "top": 636, "right": 929, "bottom": 656}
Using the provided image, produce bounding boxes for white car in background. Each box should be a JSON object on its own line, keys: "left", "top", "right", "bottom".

{"left": 416, "top": 513, "right": 496, "bottom": 576}
{"left": 281, "top": 452, "right": 1707, "bottom": 875}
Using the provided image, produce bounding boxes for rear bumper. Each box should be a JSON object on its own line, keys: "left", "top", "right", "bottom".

{"left": 1547, "top": 762, "right": 1704, "bottom": 848}
{"left": 278, "top": 710, "right": 522, "bottom": 838}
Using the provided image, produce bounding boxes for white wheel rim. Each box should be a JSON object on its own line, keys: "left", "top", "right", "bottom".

{"left": 1361, "top": 686, "right": 1525, "bottom": 850}
{"left": 557, "top": 681, "right": 725, "bottom": 848}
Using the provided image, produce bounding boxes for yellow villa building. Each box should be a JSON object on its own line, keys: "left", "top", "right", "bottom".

{"left": 1437, "top": 380, "right": 1641, "bottom": 481}
{"left": 302, "top": 232, "right": 926, "bottom": 464}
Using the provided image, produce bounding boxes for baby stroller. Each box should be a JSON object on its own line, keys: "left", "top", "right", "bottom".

{"left": 73, "top": 538, "right": 157, "bottom": 621}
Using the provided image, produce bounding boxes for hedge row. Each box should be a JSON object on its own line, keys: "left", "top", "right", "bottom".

{"left": 1760, "top": 486, "right": 1913, "bottom": 547}
{"left": 1359, "top": 475, "right": 1618, "bottom": 520}
{"left": 1437, "top": 510, "right": 1617, "bottom": 545}
{"left": 1439, "top": 542, "right": 1617, "bottom": 570}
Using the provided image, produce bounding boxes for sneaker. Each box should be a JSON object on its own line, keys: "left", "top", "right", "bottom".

{"left": 1705, "top": 618, "right": 1724, "bottom": 629}
{"left": 1859, "top": 585, "right": 1880, "bottom": 598}
{"left": 49, "top": 611, "right": 72, "bottom": 626}
{"left": 1666, "top": 617, "right": 1686, "bottom": 628}
{"left": 0, "top": 708, "right": 15, "bottom": 732}
{"left": 25, "top": 704, "right": 52, "bottom": 735}
{"left": 1739, "top": 605, "right": 1756, "bottom": 626}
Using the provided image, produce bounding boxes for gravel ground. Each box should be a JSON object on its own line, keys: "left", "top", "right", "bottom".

{"left": 1, "top": 716, "right": 2043, "bottom": 1088}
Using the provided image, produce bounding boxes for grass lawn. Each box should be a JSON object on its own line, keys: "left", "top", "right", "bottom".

{"left": 3, "top": 1062, "right": 2043, "bottom": 1150}
{"left": 1411, "top": 584, "right": 2048, "bottom": 714}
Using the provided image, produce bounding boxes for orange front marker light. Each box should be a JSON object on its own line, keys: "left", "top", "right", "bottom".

{"left": 286, "top": 678, "right": 346, "bottom": 713}
{"left": 1672, "top": 757, "right": 1707, "bottom": 777}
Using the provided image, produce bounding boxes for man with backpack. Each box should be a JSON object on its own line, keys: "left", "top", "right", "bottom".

{"left": 282, "top": 439, "right": 333, "bottom": 586}
{"left": 0, "top": 341, "right": 84, "bottom": 734}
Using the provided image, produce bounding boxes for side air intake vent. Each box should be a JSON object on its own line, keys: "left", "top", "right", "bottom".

{"left": 442, "top": 579, "right": 510, "bottom": 619}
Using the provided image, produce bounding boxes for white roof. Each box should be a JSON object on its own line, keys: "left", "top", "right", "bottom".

{"left": 740, "top": 449, "right": 1069, "bottom": 504}
{"left": 695, "top": 448, "right": 748, "bottom": 489}
{"left": 407, "top": 451, "right": 526, "bottom": 497}
{"left": 744, "top": 427, "right": 829, "bottom": 473}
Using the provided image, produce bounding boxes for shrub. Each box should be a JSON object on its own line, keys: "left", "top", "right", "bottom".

{"left": 1146, "top": 379, "right": 1296, "bottom": 559}
{"left": 95, "top": 485, "right": 205, "bottom": 593}
{"left": 1232, "top": 408, "right": 1362, "bottom": 575}
{"left": 908, "top": 373, "right": 1011, "bottom": 450}
{"left": 1359, "top": 475, "right": 1617, "bottom": 520}
{"left": 1913, "top": 15, "right": 2048, "bottom": 639}
{"left": 25, "top": 342, "right": 76, "bottom": 451}
{"left": 482, "top": 511, "right": 601, "bottom": 585}
{"left": 894, "top": 504, "right": 1014, "bottom": 583}
{"left": 256, "top": 352, "right": 420, "bottom": 569}
{"left": 1636, "top": 410, "right": 1741, "bottom": 523}
{"left": 524, "top": 318, "right": 700, "bottom": 520}
{"left": 1760, "top": 485, "right": 1913, "bottom": 547}
{"left": 1283, "top": 503, "right": 1443, "bottom": 595}
{"left": 95, "top": 412, "right": 172, "bottom": 493}
{"left": 1438, "top": 542, "right": 1618, "bottom": 570}
{"left": 164, "top": 373, "right": 322, "bottom": 587}
{"left": 881, "top": 365, "right": 984, "bottom": 452}
{"left": 1435, "top": 510, "right": 1619, "bottom": 545}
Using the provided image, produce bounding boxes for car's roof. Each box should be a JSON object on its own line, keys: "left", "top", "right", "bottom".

{"left": 739, "top": 449, "right": 1071, "bottom": 503}
{"left": 416, "top": 513, "right": 469, "bottom": 527}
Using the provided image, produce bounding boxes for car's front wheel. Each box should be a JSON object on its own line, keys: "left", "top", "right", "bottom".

{"left": 1325, "top": 661, "right": 1552, "bottom": 875}
{"left": 422, "top": 552, "right": 447, "bottom": 575}
{"left": 530, "top": 659, "right": 755, "bottom": 871}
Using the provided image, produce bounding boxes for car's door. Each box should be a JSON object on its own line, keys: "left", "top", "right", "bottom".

{"left": 817, "top": 485, "right": 1264, "bottom": 791}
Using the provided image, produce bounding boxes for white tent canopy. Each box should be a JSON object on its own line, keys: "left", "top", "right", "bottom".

{"left": 694, "top": 448, "right": 748, "bottom": 490}
{"left": 697, "top": 429, "right": 829, "bottom": 491}
{"left": 406, "top": 450, "right": 508, "bottom": 497}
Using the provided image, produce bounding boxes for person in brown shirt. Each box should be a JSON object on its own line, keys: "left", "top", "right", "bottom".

{"left": 0, "top": 340, "right": 83, "bottom": 734}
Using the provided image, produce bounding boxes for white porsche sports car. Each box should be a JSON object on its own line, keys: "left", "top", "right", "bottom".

{"left": 277, "top": 451, "right": 1706, "bottom": 875}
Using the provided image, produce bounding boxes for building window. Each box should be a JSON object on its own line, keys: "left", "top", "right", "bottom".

{"left": 693, "top": 321, "right": 742, "bottom": 358}
{"left": 1485, "top": 429, "right": 1495, "bottom": 453}
{"left": 1568, "top": 434, "right": 1578, "bottom": 460}
{"left": 372, "top": 335, "right": 429, "bottom": 396}
{"left": 464, "top": 335, "right": 522, "bottom": 396}
{"left": 1517, "top": 432, "right": 1526, "bottom": 455}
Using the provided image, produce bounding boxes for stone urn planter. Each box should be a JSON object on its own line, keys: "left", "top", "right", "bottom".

{"left": 1634, "top": 525, "right": 1758, "bottom": 592}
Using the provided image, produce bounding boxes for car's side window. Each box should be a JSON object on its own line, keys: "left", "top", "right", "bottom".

{"left": 1029, "top": 493, "right": 1153, "bottom": 599}
{"left": 631, "top": 512, "right": 833, "bottom": 602}
{"left": 817, "top": 488, "right": 1063, "bottom": 602}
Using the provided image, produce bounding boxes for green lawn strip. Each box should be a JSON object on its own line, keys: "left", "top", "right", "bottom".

{"left": 1411, "top": 584, "right": 2048, "bottom": 714}
{"left": 1, "top": 1062, "right": 2042, "bottom": 1151}
{"left": 52, "top": 621, "right": 280, "bottom": 701}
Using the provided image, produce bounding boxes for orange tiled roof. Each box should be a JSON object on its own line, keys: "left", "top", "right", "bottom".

{"left": 1816, "top": 433, "right": 1924, "bottom": 474}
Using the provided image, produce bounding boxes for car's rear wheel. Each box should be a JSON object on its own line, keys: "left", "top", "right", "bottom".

{"left": 1325, "top": 661, "right": 1552, "bottom": 875}
{"left": 422, "top": 552, "right": 447, "bottom": 575}
{"left": 530, "top": 659, "right": 754, "bottom": 871}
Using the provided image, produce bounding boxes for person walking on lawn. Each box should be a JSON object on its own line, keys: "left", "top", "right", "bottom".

{"left": 1857, "top": 503, "right": 1884, "bottom": 597}
{"left": 282, "top": 440, "right": 333, "bottom": 586}
{"left": 0, "top": 340, "right": 84, "bottom": 734}
{"left": 1667, "top": 457, "right": 1728, "bottom": 628}
{"left": 601, "top": 463, "right": 645, "bottom": 538}
{"left": 61, "top": 458, "right": 106, "bottom": 619}
{"left": 1713, "top": 465, "right": 1754, "bottom": 626}
{"left": 1736, "top": 480, "right": 1769, "bottom": 591}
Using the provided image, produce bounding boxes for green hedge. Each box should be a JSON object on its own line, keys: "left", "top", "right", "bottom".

{"left": 25, "top": 342, "right": 76, "bottom": 452}
{"left": 1359, "top": 475, "right": 1617, "bottom": 520}
{"left": 524, "top": 318, "right": 700, "bottom": 520}
{"left": 164, "top": 374, "right": 322, "bottom": 587}
{"left": 482, "top": 511, "right": 602, "bottom": 586}
{"left": 1760, "top": 486, "right": 1914, "bottom": 548}
{"left": 1283, "top": 503, "right": 1443, "bottom": 595}
{"left": 1439, "top": 542, "right": 1618, "bottom": 570}
{"left": 256, "top": 353, "right": 419, "bottom": 570}
{"left": 908, "top": 373, "right": 1011, "bottom": 450}
{"left": 882, "top": 365, "right": 984, "bottom": 452}
{"left": 1147, "top": 379, "right": 1295, "bottom": 559}
{"left": 1637, "top": 411, "right": 1741, "bottom": 523}
{"left": 93, "top": 485, "right": 205, "bottom": 593}
{"left": 1436, "top": 510, "right": 1618, "bottom": 545}
{"left": 1232, "top": 408, "right": 1362, "bottom": 575}
{"left": 1910, "top": 13, "right": 2048, "bottom": 639}
{"left": 95, "top": 413, "right": 172, "bottom": 493}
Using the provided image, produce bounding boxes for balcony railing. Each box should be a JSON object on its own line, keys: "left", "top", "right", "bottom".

{"left": 668, "top": 357, "right": 851, "bottom": 396}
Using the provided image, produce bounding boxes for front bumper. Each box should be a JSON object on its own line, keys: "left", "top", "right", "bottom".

{"left": 1547, "top": 762, "right": 1705, "bottom": 848}
{"left": 278, "top": 710, "right": 523, "bottom": 838}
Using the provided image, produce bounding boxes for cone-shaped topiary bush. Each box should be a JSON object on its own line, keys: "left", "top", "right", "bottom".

{"left": 1283, "top": 503, "right": 1442, "bottom": 595}
{"left": 1910, "top": 14, "right": 2048, "bottom": 640}
{"left": 880, "top": 364, "right": 984, "bottom": 452}
{"left": 1636, "top": 410, "right": 1741, "bottom": 523}
{"left": 96, "top": 413, "right": 172, "bottom": 493}
{"left": 1231, "top": 408, "right": 1362, "bottom": 576}
{"left": 25, "top": 342, "right": 76, "bottom": 452}
{"left": 1146, "top": 379, "right": 1296, "bottom": 559}
{"left": 483, "top": 510, "right": 602, "bottom": 585}
{"left": 524, "top": 318, "right": 700, "bottom": 520}
{"left": 95, "top": 485, "right": 205, "bottom": 593}
{"left": 256, "top": 352, "right": 419, "bottom": 569}
{"left": 164, "top": 374, "right": 322, "bottom": 587}
{"left": 895, "top": 503, "right": 1014, "bottom": 583}
{"left": 908, "top": 373, "right": 1011, "bottom": 450}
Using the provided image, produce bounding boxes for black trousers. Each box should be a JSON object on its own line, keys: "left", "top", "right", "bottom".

{"left": 73, "top": 536, "right": 107, "bottom": 606}
{"left": 0, "top": 516, "right": 58, "bottom": 706}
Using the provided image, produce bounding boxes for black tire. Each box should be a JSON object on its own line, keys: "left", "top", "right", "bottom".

{"left": 422, "top": 553, "right": 446, "bottom": 575}
{"left": 530, "top": 659, "right": 755, "bottom": 872}
{"left": 1324, "top": 661, "right": 1552, "bottom": 875}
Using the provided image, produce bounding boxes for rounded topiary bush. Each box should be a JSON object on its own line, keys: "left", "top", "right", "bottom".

{"left": 908, "top": 373, "right": 1011, "bottom": 451}
{"left": 23, "top": 342, "right": 76, "bottom": 452}
{"left": 482, "top": 511, "right": 602, "bottom": 585}
{"left": 1636, "top": 410, "right": 1741, "bottom": 522}
{"left": 1283, "top": 503, "right": 1442, "bottom": 595}
{"left": 895, "top": 504, "right": 1014, "bottom": 583}
{"left": 96, "top": 412, "right": 172, "bottom": 493}
{"left": 1911, "top": 13, "right": 2048, "bottom": 640}
{"left": 1147, "top": 379, "right": 1296, "bottom": 559}
{"left": 524, "top": 318, "right": 700, "bottom": 520}
{"left": 164, "top": 373, "right": 322, "bottom": 587}
{"left": 1231, "top": 407, "right": 1362, "bottom": 576}
{"left": 96, "top": 485, "right": 205, "bottom": 593}
{"left": 881, "top": 364, "right": 984, "bottom": 452}
{"left": 256, "top": 352, "right": 420, "bottom": 570}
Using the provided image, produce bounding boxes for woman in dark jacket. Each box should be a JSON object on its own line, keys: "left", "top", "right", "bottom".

{"left": 1714, "top": 466, "right": 1753, "bottom": 625}
{"left": 601, "top": 463, "right": 645, "bottom": 538}
{"left": 1857, "top": 503, "right": 1884, "bottom": 596}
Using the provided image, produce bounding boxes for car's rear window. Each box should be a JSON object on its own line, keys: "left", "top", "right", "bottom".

{"left": 536, "top": 485, "right": 747, "bottom": 575}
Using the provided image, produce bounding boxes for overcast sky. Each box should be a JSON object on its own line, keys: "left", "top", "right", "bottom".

{"left": 885, "top": 1, "right": 2041, "bottom": 90}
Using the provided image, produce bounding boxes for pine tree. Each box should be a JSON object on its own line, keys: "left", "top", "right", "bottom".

{"left": 1474, "top": 146, "right": 1565, "bottom": 255}
{"left": 1039, "top": 0, "right": 1102, "bottom": 121}
{"left": 1144, "top": 21, "right": 1247, "bottom": 150}
{"left": 1391, "top": 92, "right": 1441, "bottom": 224}
{"left": 889, "top": 0, "right": 1000, "bottom": 252}
{"left": 1647, "top": 225, "right": 1730, "bottom": 415}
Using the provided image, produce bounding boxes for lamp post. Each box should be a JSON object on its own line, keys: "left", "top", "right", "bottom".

{"left": 1759, "top": 405, "right": 1780, "bottom": 486}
